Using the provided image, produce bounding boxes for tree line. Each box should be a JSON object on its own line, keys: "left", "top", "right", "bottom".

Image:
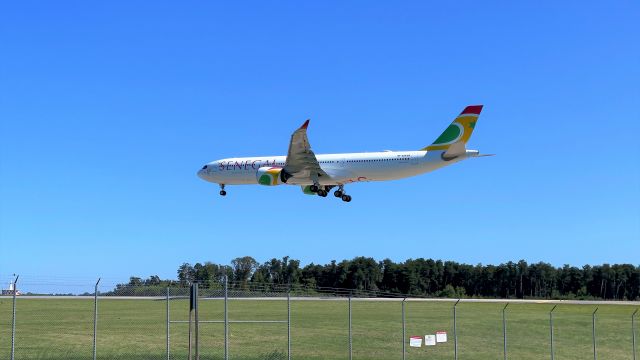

{"left": 112, "top": 256, "right": 640, "bottom": 300}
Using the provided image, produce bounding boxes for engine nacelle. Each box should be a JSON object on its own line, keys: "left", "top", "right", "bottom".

{"left": 256, "top": 167, "right": 285, "bottom": 186}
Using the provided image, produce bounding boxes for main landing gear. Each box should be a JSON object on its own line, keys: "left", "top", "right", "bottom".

{"left": 310, "top": 183, "right": 328, "bottom": 197}
{"left": 310, "top": 184, "right": 351, "bottom": 202}
{"left": 334, "top": 185, "right": 351, "bottom": 202}
{"left": 219, "top": 184, "right": 227, "bottom": 196}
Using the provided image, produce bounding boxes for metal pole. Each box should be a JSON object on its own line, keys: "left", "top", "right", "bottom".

{"left": 454, "top": 299, "right": 460, "bottom": 360}
{"left": 348, "top": 294, "right": 352, "bottom": 360}
{"left": 224, "top": 275, "right": 229, "bottom": 360}
{"left": 503, "top": 303, "right": 509, "bottom": 360}
{"left": 195, "top": 283, "right": 199, "bottom": 360}
{"left": 633, "top": 309, "right": 638, "bottom": 360}
{"left": 287, "top": 290, "right": 291, "bottom": 360}
{"left": 592, "top": 307, "right": 598, "bottom": 360}
{"left": 550, "top": 305, "right": 557, "bottom": 360}
{"left": 166, "top": 287, "right": 170, "bottom": 360}
{"left": 10, "top": 275, "right": 18, "bottom": 360}
{"left": 402, "top": 298, "right": 407, "bottom": 360}
{"left": 93, "top": 278, "right": 100, "bottom": 360}
{"left": 188, "top": 283, "right": 193, "bottom": 360}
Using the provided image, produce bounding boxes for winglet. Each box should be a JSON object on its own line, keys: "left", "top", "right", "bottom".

{"left": 300, "top": 119, "right": 310, "bottom": 130}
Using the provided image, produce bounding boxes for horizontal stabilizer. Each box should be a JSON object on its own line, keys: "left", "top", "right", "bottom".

{"left": 442, "top": 141, "right": 466, "bottom": 160}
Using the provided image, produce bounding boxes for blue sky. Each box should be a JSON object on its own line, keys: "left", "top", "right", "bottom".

{"left": 1, "top": 1, "right": 639, "bottom": 292}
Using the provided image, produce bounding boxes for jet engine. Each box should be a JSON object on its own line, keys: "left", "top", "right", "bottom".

{"left": 256, "top": 166, "right": 289, "bottom": 186}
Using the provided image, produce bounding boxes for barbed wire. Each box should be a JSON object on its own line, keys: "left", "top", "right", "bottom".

{"left": 1, "top": 274, "right": 423, "bottom": 299}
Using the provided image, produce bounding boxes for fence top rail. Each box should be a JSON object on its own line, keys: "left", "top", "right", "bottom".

{"left": 2, "top": 295, "right": 639, "bottom": 305}
{"left": 170, "top": 320, "right": 287, "bottom": 324}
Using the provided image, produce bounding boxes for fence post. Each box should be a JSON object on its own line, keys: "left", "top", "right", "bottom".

{"left": 194, "top": 283, "right": 199, "bottom": 360}
{"left": 348, "top": 294, "right": 352, "bottom": 360}
{"left": 188, "top": 283, "right": 193, "bottom": 360}
{"left": 93, "top": 278, "right": 100, "bottom": 360}
{"left": 592, "top": 307, "right": 598, "bottom": 360}
{"left": 550, "top": 305, "right": 557, "bottom": 360}
{"left": 503, "top": 303, "right": 509, "bottom": 360}
{"left": 402, "top": 298, "right": 407, "bottom": 360}
{"left": 166, "top": 287, "right": 170, "bottom": 360}
{"left": 10, "top": 275, "right": 18, "bottom": 360}
{"left": 454, "top": 299, "right": 460, "bottom": 360}
{"left": 287, "top": 290, "right": 291, "bottom": 360}
{"left": 633, "top": 309, "right": 638, "bottom": 360}
{"left": 224, "top": 275, "right": 229, "bottom": 360}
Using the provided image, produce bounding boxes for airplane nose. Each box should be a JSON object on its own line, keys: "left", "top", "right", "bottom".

{"left": 197, "top": 165, "right": 209, "bottom": 180}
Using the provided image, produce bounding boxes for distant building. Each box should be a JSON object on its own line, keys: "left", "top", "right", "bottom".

{"left": 1, "top": 282, "right": 20, "bottom": 296}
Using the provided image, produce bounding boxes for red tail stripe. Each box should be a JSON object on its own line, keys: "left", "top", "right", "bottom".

{"left": 460, "top": 105, "right": 483, "bottom": 115}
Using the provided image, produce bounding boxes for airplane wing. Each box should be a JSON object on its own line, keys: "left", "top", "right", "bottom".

{"left": 282, "top": 120, "right": 330, "bottom": 183}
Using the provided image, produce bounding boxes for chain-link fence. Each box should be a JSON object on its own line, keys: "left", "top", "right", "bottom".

{"left": 1, "top": 276, "right": 639, "bottom": 360}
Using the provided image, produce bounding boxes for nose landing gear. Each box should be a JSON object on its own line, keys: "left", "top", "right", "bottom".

{"left": 219, "top": 184, "right": 227, "bottom": 196}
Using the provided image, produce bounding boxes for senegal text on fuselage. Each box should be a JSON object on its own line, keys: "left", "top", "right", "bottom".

{"left": 219, "top": 159, "right": 281, "bottom": 171}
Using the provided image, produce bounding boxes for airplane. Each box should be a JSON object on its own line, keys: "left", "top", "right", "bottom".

{"left": 197, "top": 105, "right": 492, "bottom": 202}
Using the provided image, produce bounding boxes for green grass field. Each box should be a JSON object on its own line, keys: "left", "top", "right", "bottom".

{"left": 1, "top": 297, "right": 638, "bottom": 359}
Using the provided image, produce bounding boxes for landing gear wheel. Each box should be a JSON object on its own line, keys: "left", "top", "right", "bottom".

{"left": 219, "top": 190, "right": 227, "bottom": 196}
{"left": 317, "top": 189, "right": 328, "bottom": 197}
{"left": 334, "top": 190, "right": 343, "bottom": 198}
{"left": 341, "top": 194, "right": 352, "bottom": 202}
{"left": 310, "top": 185, "right": 319, "bottom": 193}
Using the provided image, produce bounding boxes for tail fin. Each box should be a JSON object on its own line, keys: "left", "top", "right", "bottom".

{"left": 421, "top": 105, "right": 483, "bottom": 151}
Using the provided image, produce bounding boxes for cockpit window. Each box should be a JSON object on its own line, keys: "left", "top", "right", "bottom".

{"left": 202, "top": 165, "right": 208, "bottom": 170}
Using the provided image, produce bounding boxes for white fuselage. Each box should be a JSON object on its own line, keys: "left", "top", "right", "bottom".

{"left": 198, "top": 149, "right": 478, "bottom": 186}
